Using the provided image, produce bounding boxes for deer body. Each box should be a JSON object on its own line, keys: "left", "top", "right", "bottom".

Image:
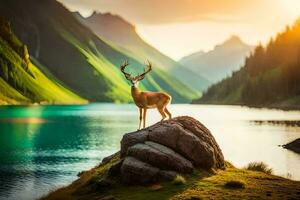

{"left": 120, "top": 60, "right": 172, "bottom": 130}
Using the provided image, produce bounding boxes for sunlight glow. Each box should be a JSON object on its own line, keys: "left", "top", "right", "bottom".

{"left": 136, "top": 21, "right": 280, "bottom": 60}
{"left": 280, "top": 0, "right": 300, "bottom": 18}
{"left": 59, "top": 0, "right": 300, "bottom": 59}
{"left": 135, "top": 0, "right": 300, "bottom": 59}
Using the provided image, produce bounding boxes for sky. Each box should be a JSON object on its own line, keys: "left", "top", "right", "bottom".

{"left": 58, "top": 0, "right": 300, "bottom": 60}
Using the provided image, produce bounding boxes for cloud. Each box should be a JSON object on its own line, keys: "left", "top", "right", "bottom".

{"left": 58, "top": 0, "right": 281, "bottom": 25}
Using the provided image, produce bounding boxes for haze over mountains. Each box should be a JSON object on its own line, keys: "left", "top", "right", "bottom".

{"left": 180, "top": 36, "right": 254, "bottom": 83}
{"left": 0, "top": 0, "right": 204, "bottom": 104}
{"left": 75, "top": 11, "right": 210, "bottom": 92}
{"left": 3, "top": 0, "right": 295, "bottom": 107}
{"left": 197, "top": 20, "right": 300, "bottom": 109}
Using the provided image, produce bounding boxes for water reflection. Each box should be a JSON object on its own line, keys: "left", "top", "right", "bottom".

{"left": 0, "top": 104, "right": 137, "bottom": 200}
{"left": 252, "top": 120, "right": 300, "bottom": 127}
{"left": 0, "top": 104, "right": 300, "bottom": 200}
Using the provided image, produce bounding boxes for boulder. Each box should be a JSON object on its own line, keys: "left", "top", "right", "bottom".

{"left": 283, "top": 138, "right": 300, "bottom": 154}
{"left": 127, "top": 141, "right": 194, "bottom": 173}
{"left": 121, "top": 157, "right": 160, "bottom": 184}
{"left": 102, "top": 151, "right": 120, "bottom": 164}
{"left": 158, "top": 170, "right": 178, "bottom": 181}
{"left": 116, "top": 116, "right": 224, "bottom": 184}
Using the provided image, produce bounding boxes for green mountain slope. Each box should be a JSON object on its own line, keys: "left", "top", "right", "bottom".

{"left": 76, "top": 12, "right": 209, "bottom": 93}
{"left": 0, "top": 18, "right": 86, "bottom": 105}
{"left": 196, "top": 20, "right": 300, "bottom": 109}
{"left": 0, "top": 0, "right": 198, "bottom": 103}
{"left": 180, "top": 36, "right": 254, "bottom": 83}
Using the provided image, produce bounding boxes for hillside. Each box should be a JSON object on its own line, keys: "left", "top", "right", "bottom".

{"left": 196, "top": 20, "right": 300, "bottom": 109}
{"left": 0, "top": 18, "right": 86, "bottom": 105}
{"left": 0, "top": 0, "right": 197, "bottom": 103}
{"left": 43, "top": 158, "right": 300, "bottom": 200}
{"left": 75, "top": 11, "right": 210, "bottom": 92}
{"left": 180, "top": 36, "right": 253, "bottom": 83}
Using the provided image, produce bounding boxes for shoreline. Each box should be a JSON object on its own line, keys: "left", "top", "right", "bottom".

{"left": 192, "top": 102, "right": 300, "bottom": 111}
{"left": 42, "top": 153, "right": 300, "bottom": 200}
{"left": 1, "top": 102, "right": 300, "bottom": 111}
{"left": 0, "top": 101, "right": 89, "bottom": 106}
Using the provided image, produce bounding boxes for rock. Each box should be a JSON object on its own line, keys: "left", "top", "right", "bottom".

{"left": 77, "top": 170, "right": 86, "bottom": 177}
{"left": 121, "top": 130, "right": 148, "bottom": 157}
{"left": 283, "top": 138, "right": 300, "bottom": 154}
{"left": 102, "top": 151, "right": 120, "bottom": 164}
{"left": 127, "top": 142, "right": 194, "bottom": 173}
{"left": 121, "top": 157, "right": 160, "bottom": 184}
{"left": 147, "top": 117, "right": 224, "bottom": 169}
{"left": 158, "top": 170, "right": 178, "bottom": 181}
{"left": 95, "top": 178, "right": 114, "bottom": 188}
{"left": 108, "top": 159, "right": 123, "bottom": 177}
{"left": 117, "top": 116, "right": 225, "bottom": 184}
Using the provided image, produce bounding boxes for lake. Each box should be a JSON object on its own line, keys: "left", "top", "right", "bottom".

{"left": 0, "top": 104, "right": 300, "bottom": 200}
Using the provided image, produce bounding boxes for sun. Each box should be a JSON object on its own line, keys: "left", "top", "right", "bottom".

{"left": 280, "top": 0, "right": 300, "bottom": 18}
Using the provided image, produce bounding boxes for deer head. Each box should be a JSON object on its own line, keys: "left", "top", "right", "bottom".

{"left": 120, "top": 59, "right": 152, "bottom": 87}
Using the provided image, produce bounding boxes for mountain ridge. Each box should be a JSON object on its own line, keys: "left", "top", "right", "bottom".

{"left": 180, "top": 35, "right": 254, "bottom": 83}
{"left": 0, "top": 0, "right": 198, "bottom": 103}
{"left": 195, "top": 20, "right": 300, "bottom": 109}
{"left": 76, "top": 11, "right": 210, "bottom": 92}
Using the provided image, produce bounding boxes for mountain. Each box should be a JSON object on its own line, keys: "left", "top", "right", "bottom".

{"left": 0, "top": 0, "right": 198, "bottom": 103}
{"left": 0, "top": 18, "right": 86, "bottom": 105}
{"left": 195, "top": 20, "right": 300, "bottom": 109}
{"left": 75, "top": 11, "right": 210, "bottom": 92}
{"left": 180, "top": 35, "right": 254, "bottom": 83}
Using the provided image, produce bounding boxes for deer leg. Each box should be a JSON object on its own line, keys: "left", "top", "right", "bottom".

{"left": 158, "top": 107, "right": 167, "bottom": 122}
{"left": 143, "top": 108, "right": 147, "bottom": 128}
{"left": 138, "top": 107, "right": 143, "bottom": 130}
{"left": 164, "top": 107, "right": 172, "bottom": 119}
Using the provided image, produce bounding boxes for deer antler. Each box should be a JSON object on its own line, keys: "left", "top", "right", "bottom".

{"left": 120, "top": 59, "right": 152, "bottom": 81}
{"left": 120, "top": 59, "right": 134, "bottom": 80}
{"left": 136, "top": 60, "right": 152, "bottom": 81}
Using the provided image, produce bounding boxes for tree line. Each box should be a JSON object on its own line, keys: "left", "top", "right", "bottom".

{"left": 198, "top": 19, "right": 300, "bottom": 107}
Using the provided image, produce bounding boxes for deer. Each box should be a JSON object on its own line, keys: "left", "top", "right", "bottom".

{"left": 120, "top": 60, "right": 172, "bottom": 130}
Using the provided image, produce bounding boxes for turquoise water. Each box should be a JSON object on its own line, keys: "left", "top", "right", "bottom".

{"left": 0, "top": 104, "right": 300, "bottom": 200}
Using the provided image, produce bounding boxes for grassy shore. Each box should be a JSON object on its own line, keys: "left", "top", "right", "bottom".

{"left": 43, "top": 153, "right": 300, "bottom": 200}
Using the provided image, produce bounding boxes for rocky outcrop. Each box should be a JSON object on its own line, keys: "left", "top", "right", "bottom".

{"left": 106, "top": 116, "right": 225, "bottom": 184}
{"left": 127, "top": 141, "right": 194, "bottom": 173}
{"left": 283, "top": 138, "right": 300, "bottom": 154}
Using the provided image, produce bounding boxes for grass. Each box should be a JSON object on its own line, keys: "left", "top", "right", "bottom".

{"left": 43, "top": 155, "right": 300, "bottom": 200}
{"left": 245, "top": 162, "right": 273, "bottom": 174}
{"left": 0, "top": 77, "right": 29, "bottom": 104}
{"left": 172, "top": 175, "right": 187, "bottom": 185}
{"left": 0, "top": 33, "right": 87, "bottom": 105}
{"left": 60, "top": 28, "right": 198, "bottom": 103}
{"left": 96, "top": 28, "right": 209, "bottom": 93}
